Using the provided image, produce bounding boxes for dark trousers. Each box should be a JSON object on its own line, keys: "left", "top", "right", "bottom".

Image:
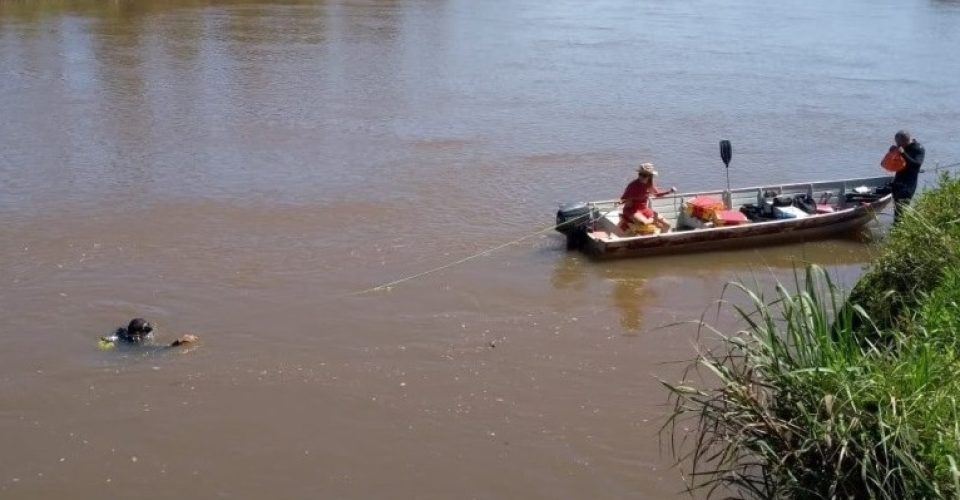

{"left": 892, "top": 182, "right": 916, "bottom": 224}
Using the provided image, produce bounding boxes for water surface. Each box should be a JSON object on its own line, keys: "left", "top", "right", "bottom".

{"left": 2, "top": 0, "right": 959, "bottom": 498}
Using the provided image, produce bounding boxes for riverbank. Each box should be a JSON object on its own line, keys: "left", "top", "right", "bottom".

{"left": 665, "top": 173, "right": 960, "bottom": 498}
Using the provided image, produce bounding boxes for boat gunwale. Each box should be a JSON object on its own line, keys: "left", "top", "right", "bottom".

{"left": 581, "top": 174, "right": 895, "bottom": 209}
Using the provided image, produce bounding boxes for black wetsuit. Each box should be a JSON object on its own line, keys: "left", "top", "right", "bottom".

{"left": 892, "top": 140, "right": 925, "bottom": 222}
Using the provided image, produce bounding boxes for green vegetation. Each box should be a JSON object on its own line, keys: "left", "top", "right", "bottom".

{"left": 663, "top": 174, "right": 960, "bottom": 499}
{"left": 849, "top": 173, "right": 960, "bottom": 334}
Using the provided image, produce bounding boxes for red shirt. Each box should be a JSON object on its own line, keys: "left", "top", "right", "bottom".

{"left": 621, "top": 178, "right": 652, "bottom": 216}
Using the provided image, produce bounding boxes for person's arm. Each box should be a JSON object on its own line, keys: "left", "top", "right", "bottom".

{"left": 170, "top": 334, "right": 199, "bottom": 347}
{"left": 651, "top": 183, "right": 677, "bottom": 197}
{"left": 901, "top": 145, "right": 925, "bottom": 167}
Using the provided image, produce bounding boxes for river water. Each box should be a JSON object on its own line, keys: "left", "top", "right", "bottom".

{"left": 1, "top": 0, "right": 959, "bottom": 498}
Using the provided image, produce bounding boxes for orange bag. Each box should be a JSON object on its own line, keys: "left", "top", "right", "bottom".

{"left": 686, "top": 197, "right": 725, "bottom": 221}
{"left": 881, "top": 149, "right": 906, "bottom": 173}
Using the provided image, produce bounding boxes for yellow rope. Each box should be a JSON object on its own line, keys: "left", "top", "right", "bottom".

{"left": 926, "top": 160, "right": 960, "bottom": 173}
{"left": 351, "top": 206, "right": 618, "bottom": 295}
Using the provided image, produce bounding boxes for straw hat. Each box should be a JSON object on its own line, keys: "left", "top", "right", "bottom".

{"left": 636, "top": 162, "right": 658, "bottom": 176}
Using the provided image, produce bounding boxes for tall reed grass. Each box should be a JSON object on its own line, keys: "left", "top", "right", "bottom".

{"left": 662, "top": 174, "right": 960, "bottom": 498}
{"left": 663, "top": 266, "right": 960, "bottom": 498}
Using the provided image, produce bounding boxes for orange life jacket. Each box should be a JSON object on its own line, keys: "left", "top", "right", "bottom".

{"left": 881, "top": 149, "right": 906, "bottom": 173}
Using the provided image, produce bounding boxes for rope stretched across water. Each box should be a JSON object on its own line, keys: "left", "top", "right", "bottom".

{"left": 353, "top": 160, "right": 960, "bottom": 295}
{"left": 352, "top": 205, "right": 618, "bottom": 295}
{"left": 925, "top": 160, "right": 960, "bottom": 173}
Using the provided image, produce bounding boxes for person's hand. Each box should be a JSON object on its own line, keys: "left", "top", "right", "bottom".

{"left": 898, "top": 146, "right": 905, "bottom": 154}
{"left": 170, "top": 334, "right": 199, "bottom": 347}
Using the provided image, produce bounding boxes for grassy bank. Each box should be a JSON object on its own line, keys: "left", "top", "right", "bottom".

{"left": 663, "top": 173, "right": 960, "bottom": 499}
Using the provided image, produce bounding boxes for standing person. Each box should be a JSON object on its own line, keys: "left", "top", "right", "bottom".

{"left": 887, "top": 130, "right": 925, "bottom": 224}
{"left": 619, "top": 162, "right": 676, "bottom": 233}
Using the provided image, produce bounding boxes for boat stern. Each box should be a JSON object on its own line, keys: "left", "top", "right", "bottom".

{"left": 555, "top": 202, "right": 600, "bottom": 248}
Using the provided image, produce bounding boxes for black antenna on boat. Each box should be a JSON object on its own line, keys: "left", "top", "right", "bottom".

{"left": 719, "top": 139, "right": 732, "bottom": 193}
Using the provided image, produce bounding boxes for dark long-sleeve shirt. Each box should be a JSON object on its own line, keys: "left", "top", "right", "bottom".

{"left": 893, "top": 140, "right": 925, "bottom": 196}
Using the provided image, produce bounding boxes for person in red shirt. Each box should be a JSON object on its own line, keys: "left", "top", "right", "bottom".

{"left": 619, "top": 163, "right": 676, "bottom": 233}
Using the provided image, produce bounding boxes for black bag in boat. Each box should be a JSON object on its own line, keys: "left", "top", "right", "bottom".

{"left": 740, "top": 204, "right": 763, "bottom": 222}
{"left": 773, "top": 195, "right": 794, "bottom": 207}
{"left": 844, "top": 183, "right": 894, "bottom": 204}
{"left": 792, "top": 194, "right": 817, "bottom": 215}
{"left": 875, "top": 184, "right": 893, "bottom": 196}
{"left": 740, "top": 203, "right": 776, "bottom": 221}
{"left": 844, "top": 192, "right": 882, "bottom": 203}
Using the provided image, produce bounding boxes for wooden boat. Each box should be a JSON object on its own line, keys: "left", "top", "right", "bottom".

{"left": 555, "top": 175, "right": 893, "bottom": 259}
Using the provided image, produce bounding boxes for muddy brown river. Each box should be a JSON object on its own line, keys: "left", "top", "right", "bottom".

{"left": 2, "top": 0, "right": 959, "bottom": 498}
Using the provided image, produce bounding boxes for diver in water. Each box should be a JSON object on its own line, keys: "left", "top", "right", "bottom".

{"left": 99, "top": 318, "right": 199, "bottom": 350}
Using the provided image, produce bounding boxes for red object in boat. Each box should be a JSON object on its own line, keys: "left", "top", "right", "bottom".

{"left": 713, "top": 210, "right": 749, "bottom": 226}
{"left": 687, "top": 197, "right": 725, "bottom": 220}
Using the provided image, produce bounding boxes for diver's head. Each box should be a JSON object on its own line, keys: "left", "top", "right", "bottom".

{"left": 121, "top": 318, "right": 154, "bottom": 342}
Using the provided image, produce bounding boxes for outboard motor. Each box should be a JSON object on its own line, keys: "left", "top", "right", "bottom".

{"left": 556, "top": 202, "right": 599, "bottom": 249}
{"left": 555, "top": 202, "right": 597, "bottom": 234}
